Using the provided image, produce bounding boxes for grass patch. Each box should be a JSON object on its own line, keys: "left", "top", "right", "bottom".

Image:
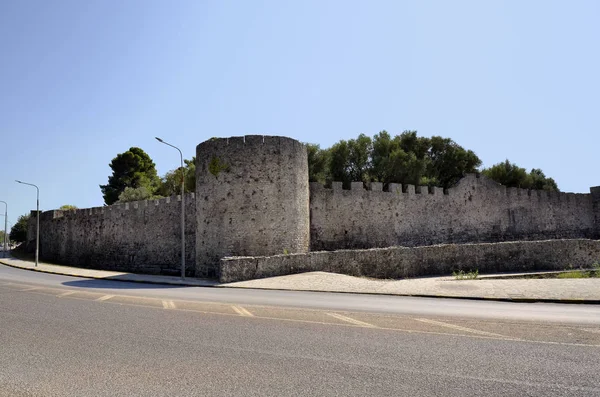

{"left": 555, "top": 262, "right": 600, "bottom": 278}
{"left": 453, "top": 269, "right": 478, "bottom": 280}
{"left": 488, "top": 269, "right": 600, "bottom": 279}
{"left": 556, "top": 271, "right": 589, "bottom": 279}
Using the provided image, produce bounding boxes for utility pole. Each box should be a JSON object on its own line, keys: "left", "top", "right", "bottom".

{"left": 155, "top": 137, "right": 186, "bottom": 280}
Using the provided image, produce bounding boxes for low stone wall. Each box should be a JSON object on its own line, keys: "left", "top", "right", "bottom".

{"left": 219, "top": 239, "right": 600, "bottom": 283}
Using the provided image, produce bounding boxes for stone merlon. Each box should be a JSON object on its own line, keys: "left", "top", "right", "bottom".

{"left": 25, "top": 135, "right": 598, "bottom": 279}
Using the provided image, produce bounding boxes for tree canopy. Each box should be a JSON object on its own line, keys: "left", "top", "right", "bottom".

{"left": 308, "top": 131, "right": 482, "bottom": 189}
{"left": 100, "top": 147, "right": 161, "bottom": 205}
{"left": 307, "top": 144, "right": 329, "bottom": 183}
{"left": 117, "top": 186, "right": 162, "bottom": 203}
{"left": 9, "top": 214, "right": 29, "bottom": 243}
{"left": 481, "top": 160, "right": 559, "bottom": 191}
{"left": 59, "top": 205, "right": 78, "bottom": 211}
{"left": 157, "top": 157, "right": 196, "bottom": 197}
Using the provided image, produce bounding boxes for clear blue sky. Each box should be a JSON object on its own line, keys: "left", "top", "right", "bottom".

{"left": 1, "top": 0, "right": 598, "bottom": 228}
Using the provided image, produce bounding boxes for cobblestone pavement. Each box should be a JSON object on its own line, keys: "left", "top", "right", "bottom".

{"left": 2, "top": 255, "right": 599, "bottom": 303}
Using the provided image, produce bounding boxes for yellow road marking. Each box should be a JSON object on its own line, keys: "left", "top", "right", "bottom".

{"left": 9, "top": 281, "right": 599, "bottom": 348}
{"left": 414, "top": 318, "right": 509, "bottom": 338}
{"left": 57, "top": 291, "right": 77, "bottom": 297}
{"left": 232, "top": 305, "right": 254, "bottom": 317}
{"left": 95, "top": 295, "right": 115, "bottom": 302}
{"left": 162, "top": 300, "right": 176, "bottom": 309}
{"left": 327, "top": 313, "right": 377, "bottom": 328}
{"left": 48, "top": 291, "right": 600, "bottom": 348}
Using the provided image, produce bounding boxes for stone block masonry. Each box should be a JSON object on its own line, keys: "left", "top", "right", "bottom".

{"left": 35, "top": 194, "right": 196, "bottom": 276}
{"left": 195, "top": 136, "right": 310, "bottom": 278}
{"left": 25, "top": 135, "right": 599, "bottom": 279}
{"left": 310, "top": 174, "right": 595, "bottom": 251}
{"left": 591, "top": 186, "right": 600, "bottom": 238}
{"left": 219, "top": 239, "right": 600, "bottom": 283}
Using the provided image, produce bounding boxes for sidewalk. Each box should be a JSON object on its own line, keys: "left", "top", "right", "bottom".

{"left": 1, "top": 255, "right": 599, "bottom": 303}
{"left": 0, "top": 256, "right": 218, "bottom": 287}
{"left": 224, "top": 271, "right": 600, "bottom": 303}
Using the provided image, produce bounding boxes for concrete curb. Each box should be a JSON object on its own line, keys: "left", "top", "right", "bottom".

{"left": 2, "top": 258, "right": 599, "bottom": 304}
{"left": 0, "top": 259, "right": 218, "bottom": 288}
{"left": 216, "top": 284, "right": 600, "bottom": 304}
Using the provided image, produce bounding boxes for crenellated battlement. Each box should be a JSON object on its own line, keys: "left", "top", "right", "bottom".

{"left": 201, "top": 135, "right": 306, "bottom": 152}
{"left": 313, "top": 181, "right": 448, "bottom": 195}
{"left": 310, "top": 172, "right": 596, "bottom": 251}
{"left": 28, "top": 135, "right": 598, "bottom": 279}
{"left": 31, "top": 192, "right": 197, "bottom": 277}
{"left": 309, "top": 174, "right": 592, "bottom": 205}
{"left": 44, "top": 193, "right": 196, "bottom": 220}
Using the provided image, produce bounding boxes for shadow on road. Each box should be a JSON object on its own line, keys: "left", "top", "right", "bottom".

{"left": 62, "top": 278, "right": 197, "bottom": 290}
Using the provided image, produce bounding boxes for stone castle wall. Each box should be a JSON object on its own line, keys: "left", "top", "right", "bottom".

{"left": 310, "top": 174, "right": 597, "bottom": 251}
{"left": 35, "top": 194, "right": 196, "bottom": 275}
{"left": 592, "top": 186, "right": 600, "bottom": 238}
{"left": 25, "top": 135, "right": 600, "bottom": 279}
{"left": 195, "top": 136, "right": 309, "bottom": 277}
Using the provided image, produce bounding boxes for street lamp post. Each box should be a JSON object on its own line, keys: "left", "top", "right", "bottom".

{"left": 5, "top": 221, "right": 12, "bottom": 251}
{"left": 0, "top": 201, "right": 7, "bottom": 257}
{"left": 15, "top": 180, "right": 39, "bottom": 267}
{"left": 155, "top": 137, "right": 186, "bottom": 280}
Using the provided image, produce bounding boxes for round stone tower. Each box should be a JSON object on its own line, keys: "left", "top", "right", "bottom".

{"left": 195, "top": 135, "right": 310, "bottom": 277}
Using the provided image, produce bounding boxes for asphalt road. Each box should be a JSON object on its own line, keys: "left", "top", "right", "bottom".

{"left": 1, "top": 264, "right": 599, "bottom": 396}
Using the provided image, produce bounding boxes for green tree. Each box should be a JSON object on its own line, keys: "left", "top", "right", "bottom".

{"left": 117, "top": 187, "right": 162, "bottom": 203}
{"left": 388, "top": 149, "right": 427, "bottom": 186}
{"left": 9, "top": 214, "right": 29, "bottom": 243}
{"left": 482, "top": 160, "right": 558, "bottom": 191}
{"left": 366, "top": 130, "right": 479, "bottom": 188}
{"left": 59, "top": 205, "right": 78, "bottom": 211}
{"left": 529, "top": 168, "right": 559, "bottom": 191}
{"left": 347, "top": 134, "right": 372, "bottom": 183}
{"left": 157, "top": 157, "right": 196, "bottom": 197}
{"left": 481, "top": 160, "right": 529, "bottom": 188}
{"left": 329, "top": 139, "right": 351, "bottom": 186}
{"left": 427, "top": 136, "right": 481, "bottom": 188}
{"left": 306, "top": 144, "right": 330, "bottom": 183}
{"left": 328, "top": 134, "right": 372, "bottom": 188}
{"left": 370, "top": 131, "right": 395, "bottom": 182}
{"left": 371, "top": 131, "right": 428, "bottom": 186}
{"left": 308, "top": 130, "right": 488, "bottom": 190}
{"left": 398, "top": 130, "right": 430, "bottom": 160}
{"left": 100, "top": 147, "right": 161, "bottom": 205}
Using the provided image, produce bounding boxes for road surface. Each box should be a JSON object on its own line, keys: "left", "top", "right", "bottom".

{"left": 1, "top": 264, "right": 599, "bottom": 396}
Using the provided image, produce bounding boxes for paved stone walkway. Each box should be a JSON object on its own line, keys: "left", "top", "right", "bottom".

{"left": 1, "top": 255, "right": 599, "bottom": 303}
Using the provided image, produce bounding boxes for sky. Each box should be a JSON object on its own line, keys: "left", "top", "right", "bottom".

{"left": 1, "top": 0, "right": 598, "bottom": 229}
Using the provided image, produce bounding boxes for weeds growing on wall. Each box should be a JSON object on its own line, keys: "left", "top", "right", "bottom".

{"left": 208, "top": 156, "right": 231, "bottom": 177}
{"left": 453, "top": 269, "right": 479, "bottom": 280}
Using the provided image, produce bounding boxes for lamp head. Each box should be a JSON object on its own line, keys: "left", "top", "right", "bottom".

{"left": 155, "top": 137, "right": 164, "bottom": 143}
